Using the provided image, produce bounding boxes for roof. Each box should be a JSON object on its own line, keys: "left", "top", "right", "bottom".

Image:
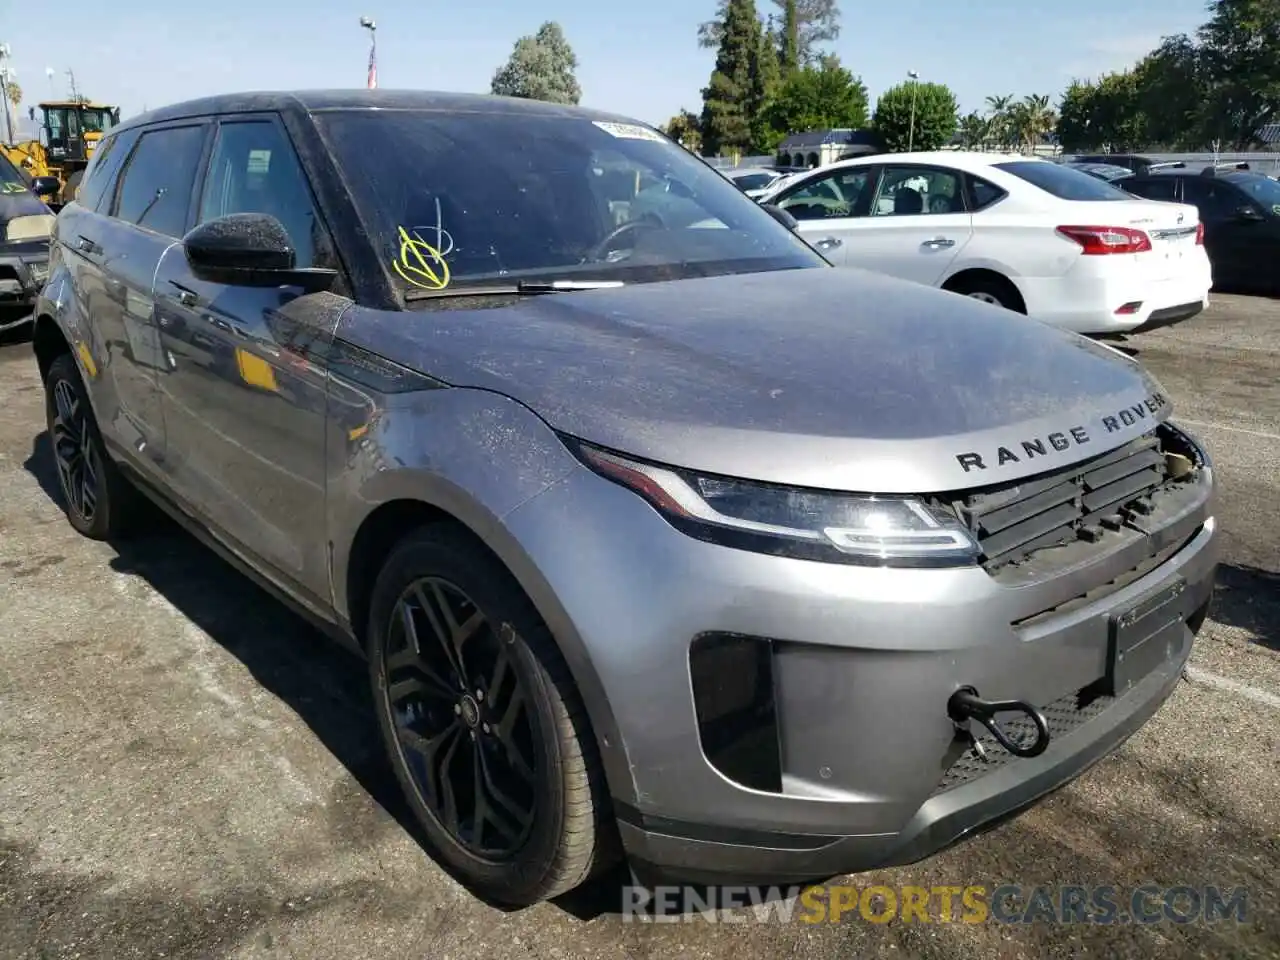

{"left": 817, "top": 150, "right": 1036, "bottom": 172}
{"left": 115, "top": 89, "right": 639, "bottom": 134}
{"left": 39, "top": 100, "right": 116, "bottom": 109}
{"left": 777, "top": 128, "right": 882, "bottom": 150}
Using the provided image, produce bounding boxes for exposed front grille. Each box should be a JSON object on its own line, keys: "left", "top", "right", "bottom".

{"left": 930, "top": 686, "right": 1116, "bottom": 797}
{"left": 949, "top": 432, "right": 1173, "bottom": 572}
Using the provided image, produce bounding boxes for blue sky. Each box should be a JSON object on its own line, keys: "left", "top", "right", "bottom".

{"left": 2, "top": 0, "right": 1211, "bottom": 131}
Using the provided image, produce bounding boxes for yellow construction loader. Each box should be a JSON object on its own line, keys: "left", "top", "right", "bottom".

{"left": 1, "top": 99, "right": 121, "bottom": 208}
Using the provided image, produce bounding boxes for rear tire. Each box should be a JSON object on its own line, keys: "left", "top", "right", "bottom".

{"left": 947, "top": 274, "right": 1025, "bottom": 313}
{"left": 366, "top": 524, "right": 616, "bottom": 906}
{"left": 44, "top": 352, "right": 142, "bottom": 539}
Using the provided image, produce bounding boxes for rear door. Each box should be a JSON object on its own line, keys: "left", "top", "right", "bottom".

{"left": 152, "top": 114, "right": 347, "bottom": 604}
{"left": 836, "top": 164, "right": 974, "bottom": 285}
{"left": 767, "top": 165, "right": 876, "bottom": 264}
{"left": 1180, "top": 177, "right": 1252, "bottom": 284}
{"left": 73, "top": 121, "right": 209, "bottom": 474}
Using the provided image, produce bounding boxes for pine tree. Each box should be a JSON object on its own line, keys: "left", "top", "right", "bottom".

{"left": 751, "top": 26, "right": 783, "bottom": 151}
{"left": 779, "top": 0, "right": 800, "bottom": 74}
{"left": 700, "top": 0, "right": 763, "bottom": 156}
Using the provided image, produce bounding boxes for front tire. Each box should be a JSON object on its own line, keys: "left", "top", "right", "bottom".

{"left": 44, "top": 352, "right": 141, "bottom": 539}
{"left": 366, "top": 525, "right": 615, "bottom": 906}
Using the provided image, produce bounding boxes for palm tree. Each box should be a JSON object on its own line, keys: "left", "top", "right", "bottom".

{"left": 957, "top": 112, "right": 992, "bottom": 150}
{"left": 983, "top": 94, "right": 1013, "bottom": 148}
{"left": 1017, "top": 93, "right": 1057, "bottom": 153}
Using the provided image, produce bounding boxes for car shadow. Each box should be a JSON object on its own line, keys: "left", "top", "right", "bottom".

{"left": 1208, "top": 561, "right": 1280, "bottom": 653}
{"left": 21, "top": 429, "right": 649, "bottom": 918}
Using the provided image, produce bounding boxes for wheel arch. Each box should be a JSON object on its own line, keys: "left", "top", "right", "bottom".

{"left": 32, "top": 312, "right": 72, "bottom": 382}
{"left": 339, "top": 485, "right": 638, "bottom": 810}
{"left": 941, "top": 267, "right": 1028, "bottom": 313}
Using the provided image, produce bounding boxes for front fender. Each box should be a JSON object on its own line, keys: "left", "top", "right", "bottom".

{"left": 326, "top": 383, "right": 637, "bottom": 807}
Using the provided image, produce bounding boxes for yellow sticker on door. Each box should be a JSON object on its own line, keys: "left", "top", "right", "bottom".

{"left": 236, "top": 348, "right": 279, "bottom": 392}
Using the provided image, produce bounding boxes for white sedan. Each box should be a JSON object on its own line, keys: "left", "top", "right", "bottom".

{"left": 756, "top": 151, "right": 1213, "bottom": 335}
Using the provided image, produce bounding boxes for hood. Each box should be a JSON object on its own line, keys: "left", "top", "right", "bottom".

{"left": 0, "top": 189, "right": 51, "bottom": 231}
{"left": 339, "top": 267, "right": 1172, "bottom": 493}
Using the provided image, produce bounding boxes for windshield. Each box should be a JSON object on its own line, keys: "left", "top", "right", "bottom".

{"left": 995, "top": 161, "right": 1130, "bottom": 201}
{"left": 80, "top": 108, "right": 115, "bottom": 133}
{"left": 314, "top": 109, "right": 824, "bottom": 293}
{"left": 0, "top": 152, "right": 28, "bottom": 193}
{"left": 1231, "top": 173, "right": 1280, "bottom": 213}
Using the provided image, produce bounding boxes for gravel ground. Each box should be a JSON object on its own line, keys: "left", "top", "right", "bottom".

{"left": 0, "top": 295, "right": 1276, "bottom": 960}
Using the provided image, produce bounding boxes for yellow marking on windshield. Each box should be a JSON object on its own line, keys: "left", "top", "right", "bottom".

{"left": 0, "top": 181, "right": 28, "bottom": 194}
{"left": 392, "top": 226, "right": 451, "bottom": 290}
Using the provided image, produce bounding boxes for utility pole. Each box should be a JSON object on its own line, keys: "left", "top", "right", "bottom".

{"left": 360, "top": 17, "right": 377, "bottom": 89}
{"left": 907, "top": 70, "right": 920, "bottom": 153}
{"left": 0, "top": 44, "right": 14, "bottom": 145}
{"left": 67, "top": 68, "right": 80, "bottom": 102}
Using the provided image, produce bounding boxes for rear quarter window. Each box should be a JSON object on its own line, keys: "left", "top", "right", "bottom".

{"left": 993, "top": 161, "right": 1129, "bottom": 201}
{"left": 967, "top": 175, "right": 1007, "bottom": 211}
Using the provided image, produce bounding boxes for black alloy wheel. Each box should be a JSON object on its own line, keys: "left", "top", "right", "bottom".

{"left": 386, "top": 576, "right": 537, "bottom": 859}
{"left": 44, "top": 352, "right": 140, "bottom": 539}
{"left": 366, "top": 526, "right": 615, "bottom": 906}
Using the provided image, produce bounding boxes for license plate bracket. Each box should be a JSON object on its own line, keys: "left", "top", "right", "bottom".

{"left": 1104, "top": 576, "right": 1188, "bottom": 696}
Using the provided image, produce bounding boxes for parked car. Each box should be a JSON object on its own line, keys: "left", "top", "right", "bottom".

{"left": 0, "top": 151, "right": 55, "bottom": 333}
{"left": 756, "top": 151, "right": 1212, "bottom": 335}
{"left": 1064, "top": 154, "right": 1172, "bottom": 176}
{"left": 723, "top": 166, "right": 787, "bottom": 199}
{"left": 1121, "top": 165, "right": 1280, "bottom": 294}
{"left": 1063, "top": 161, "right": 1136, "bottom": 186}
{"left": 34, "top": 91, "right": 1219, "bottom": 907}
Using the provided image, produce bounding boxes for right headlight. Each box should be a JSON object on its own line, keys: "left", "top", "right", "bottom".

{"left": 571, "top": 440, "right": 980, "bottom": 568}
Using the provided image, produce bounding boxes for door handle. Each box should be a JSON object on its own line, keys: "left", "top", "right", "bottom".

{"left": 922, "top": 237, "right": 955, "bottom": 248}
{"left": 814, "top": 236, "right": 843, "bottom": 250}
{"left": 168, "top": 280, "right": 198, "bottom": 307}
{"left": 75, "top": 235, "right": 100, "bottom": 254}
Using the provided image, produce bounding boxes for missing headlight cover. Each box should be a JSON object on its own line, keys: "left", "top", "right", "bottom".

{"left": 571, "top": 440, "right": 980, "bottom": 567}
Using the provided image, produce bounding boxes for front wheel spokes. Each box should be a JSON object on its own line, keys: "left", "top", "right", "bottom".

{"left": 398, "top": 718, "right": 465, "bottom": 833}
{"left": 487, "top": 651, "right": 534, "bottom": 782}
{"left": 412, "top": 581, "right": 485, "bottom": 686}
{"left": 389, "top": 599, "right": 459, "bottom": 701}
{"left": 472, "top": 738, "right": 532, "bottom": 849}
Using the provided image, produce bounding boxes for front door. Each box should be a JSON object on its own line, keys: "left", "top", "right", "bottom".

{"left": 771, "top": 165, "right": 876, "bottom": 265}
{"left": 152, "top": 115, "right": 347, "bottom": 605}
{"left": 84, "top": 121, "right": 209, "bottom": 474}
{"left": 838, "top": 165, "right": 974, "bottom": 286}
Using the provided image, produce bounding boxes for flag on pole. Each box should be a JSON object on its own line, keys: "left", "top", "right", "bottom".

{"left": 367, "top": 43, "right": 377, "bottom": 89}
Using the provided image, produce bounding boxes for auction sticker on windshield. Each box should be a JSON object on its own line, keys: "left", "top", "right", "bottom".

{"left": 593, "top": 121, "right": 666, "bottom": 143}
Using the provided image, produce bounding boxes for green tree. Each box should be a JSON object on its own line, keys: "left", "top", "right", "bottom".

{"left": 956, "top": 111, "right": 992, "bottom": 149}
{"left": 983, "top": 93, "right": 1017, "bottom": 148}
{"left": 1055, "top": 80, "right": 1098, "bottom": 152}
{"left": 699, "top": 0, "right": 840, "bottom": 67}
{"left": 779, "top": 0, "right": 800, "bottom": 73}
{"left": 751, "top": 27, "right": 784, "bottom": 150}
{"left": 1006, "top": 92, "right": 1057, "bottom": 152}
{"left": 700, "top": 0, "right": 763, "bottom": 156}
{"left": 872, "top": 80, "right": 958, "bottom": 152}
{"left": 1194, "top": 0, "right": 1280, "bottom": 148}
{"left": 663, "top": 109, "right": 703, "bottom": 151}
{"left": 490, "top": 21, "right": 582, "bottom": 105}
{"left": 763, "top": 61, "right": 869, "bottom": 141}
{"left": 1133, "top": 36, "right": 1205, "bottom": 148}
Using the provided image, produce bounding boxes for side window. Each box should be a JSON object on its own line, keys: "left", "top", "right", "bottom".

{"left": 77, "top": 128, "right": 139, "bottom": 213}
{"left": 197, "top": 120, "right": 331, "bottom": 269}
{"left": 1125, "top": 178, "right": 1178, "bottom": 202}
{"left": 968, "top": 175, "right": 1007, "bottom": 211}
{"left": 776, "top": 168, "right": 872, "bottom": 221}
{"left": 1180, "top": 179, "right": 1236, "bottom": 220}
{"left": 111, "top": 125, "right": 207, "bottom": 238}
{"left": 872, "top": 167, "right": 964, "bottom": 216}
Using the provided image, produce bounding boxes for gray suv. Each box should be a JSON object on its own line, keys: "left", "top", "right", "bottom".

{"left": 32, "top": 91, "right": 1219, "bottom": 907}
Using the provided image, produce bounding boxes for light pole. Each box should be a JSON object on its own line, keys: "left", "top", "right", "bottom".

{"left": 360, "top": 16, "right": 377, "bottom": 89}
{"left": 0, "top": 44, "right": 14, "bottom": 146}
{"left": 45, "top": 66, "right": 55, "bottom": 98}
{"left": 907, "top": 70, "right": 920, "bottom": 153}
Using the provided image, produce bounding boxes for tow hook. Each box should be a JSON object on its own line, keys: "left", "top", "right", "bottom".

{"left": 947, "top": 686, "right": 1051, "bottom": 760}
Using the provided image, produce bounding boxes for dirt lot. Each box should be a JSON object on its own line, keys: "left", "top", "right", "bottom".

{"left": 1, "top": 296, "right": 1277, "bottom": 960}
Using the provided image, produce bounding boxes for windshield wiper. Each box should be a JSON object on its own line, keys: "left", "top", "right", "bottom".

{"left": 404, "top": 280, "right": 624, "bottom": 302}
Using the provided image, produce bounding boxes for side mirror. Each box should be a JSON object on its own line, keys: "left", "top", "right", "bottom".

{"left": 1235, "top": 204, "right": 1265, "bottom": 222}
{"left": 30, "top": 176, "right": 60, "bottom": 199}
{"left": 182, "top": 213, "right": 337, "bottom": 293}
{"left": 760, "top": 202, "right": 799, "bottom": 232}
